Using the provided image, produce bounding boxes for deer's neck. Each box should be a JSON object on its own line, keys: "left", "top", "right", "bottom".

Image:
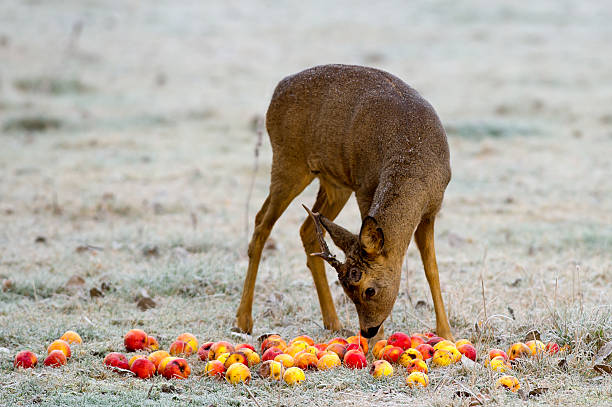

{"left": 368, "top": 173, "right": 426, "bottom": 261}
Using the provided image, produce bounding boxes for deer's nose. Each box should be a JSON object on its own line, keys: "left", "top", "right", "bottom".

{"left": 360, "top": 325, "right": 381, "bottom": 338}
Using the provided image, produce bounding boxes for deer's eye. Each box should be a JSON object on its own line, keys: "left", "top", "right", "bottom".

{"left": 365, "top": 287, "right": 376, "bottom": 298}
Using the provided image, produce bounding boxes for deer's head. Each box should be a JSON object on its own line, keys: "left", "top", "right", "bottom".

{"left": 303, "top": 205, "right": 400, "bottom": 338}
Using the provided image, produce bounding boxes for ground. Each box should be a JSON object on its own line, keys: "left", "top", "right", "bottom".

{"left": 1, "top": 0, "right": 611, "bottom": 406}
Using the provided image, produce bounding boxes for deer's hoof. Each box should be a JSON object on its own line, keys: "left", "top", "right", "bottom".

{"left": 234, "top": 313, "right": 253, "bottom": 334}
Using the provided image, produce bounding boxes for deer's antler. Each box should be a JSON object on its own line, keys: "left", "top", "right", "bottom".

{"left": 302, "top": 204, "right": 341, "bottom": 270}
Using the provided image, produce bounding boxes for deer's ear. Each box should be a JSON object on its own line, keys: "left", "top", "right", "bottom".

{"left": 359, "top": 216, "right": 384, "bottom": 257}
{"left": 319, "top": 216, "right": 357, "bottom": 254}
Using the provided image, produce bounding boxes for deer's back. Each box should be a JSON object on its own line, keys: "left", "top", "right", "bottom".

{"left": 266, "top": 64, "right": 450, "bottom": 196}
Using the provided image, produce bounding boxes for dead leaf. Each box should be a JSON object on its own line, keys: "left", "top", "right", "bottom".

{"left": 461, "top": 355, "right": 481, "bottom": 369}
{"left": 594, "top": 341, "right": 612, "bottom": 365}
{"left": 136, "top": 297, "right": 156, "bottom": 311}
{"left": 89, "top": 287, "right": 103, "bottom": 298}
{"left": 142, "top": 245, "right": 159, "bottom": 257}
{"left": 524, "top": 330, "right": 541, "bottom": 342}
{"left": 256, "top": 332, "right": 281, "bottom": 346}
{"left": 594, "top": 364, "right": 612, "bottom": 375}
{"left": 66, "top": 275, "right": 85, "bottom": 287}
{"left": 34, "top": 236, "right": 47, "bottom": 243}
{"left": 2, "top": 279, "right": 13, "bottom": 291}
{"left": 529, "top": 387, "right": 549, "bottom": 397}
{"left": 160, "top": 383, "right": 180, "bottom": 393}
{"left": 558, "top": 358, "right": 568, "bottom": 370}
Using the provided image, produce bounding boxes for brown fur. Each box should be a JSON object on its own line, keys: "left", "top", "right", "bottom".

{"left": 235, "top": 64, "right": 453, "bottom": 339}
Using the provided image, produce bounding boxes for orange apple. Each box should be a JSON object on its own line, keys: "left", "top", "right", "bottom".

{"left": 224, "top": 352, "right": 248, "bottom": 369}
{"left": 316, "top": 353, "right": 341, "bottom": 370}
{"left": 258, "top": 360, "right": 284, "bottom": 380}
{"left": 47, "top": 339, "right": 71, "bottom": 358}
{"left": 489, "top": 348, "right": 508, "bottom": 360}
{"left": 406, "top": 371, "right": 429, "bottom": 387}
{"left": 290, "top": 335, "right": 314, "bottom": 346}
{"left": 176, "top": 333, "right": 198, "bottom": 353}
{"left": 60, "top": 330, "right": 82, "bottom": 345}
{"left": 496, "top": 375, "right": 520, "bottom": 392}
{"left": 328, "top": 337, "right": 349, "bottom": 347}
{"left": 326, "top": 343, "right": 347, "bottom": 359}
{"left": 372, "top": 340, "right": 388, "bottom": 359}
{"left": 369, "top": 360, "right": 393, "bottom": 378}
{"left": 398, "top": 348, "right": 423, "bottom": 367}
{"left": 283, "top": 366, "right": 305, "bottom": 385}
{"left": 347, "top": 335, "right": 368, "bottom": 354}
{"left": 148, "top": 350, "right": 170, "bottom": 371}
{"left": 405, "top": 358, "right": 428, "bottom": 374}
{"left": 274, "top": 353, "right": 294, "bottom": 368}
{"left": 508, "top": 342, "right": 531, "bottom": 361}
{"left": 169, "top": 340, "right": 193, "bottom": 356}
{"left": 225, "top": 363, "right": 251, "bottom": 384}
{"left": 209, "top": 341, "right": 235, "bottom": 360}
{"left": 293, "top": 351, "right": 318, "bottom": 370}
{"left": 146, "top": 336, "right": 159, "bottom": 351}
{"left": 204, "top": 360, "right": 226, "bottom": 378}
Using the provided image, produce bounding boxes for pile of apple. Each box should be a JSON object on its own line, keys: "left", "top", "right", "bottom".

{"left": 13, "top": 328, "right": 562, "bottom": 393}
{"left": 14, "top": 330, "right": 82, "bottom": 369}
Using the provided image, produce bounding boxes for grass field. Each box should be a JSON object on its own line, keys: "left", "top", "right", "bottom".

{"left": 1, "top": 0, "right": 611, "bottom": 405}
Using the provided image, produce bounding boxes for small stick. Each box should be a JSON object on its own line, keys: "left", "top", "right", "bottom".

{"left": 146, "top": 384, "right": 154, "bottom": 399}
{"left": 32, "top": 280, "right": 38, "bottom": 301}
{"left": 244, "top": 116, "right": 264, "bottom": 247}
{"left": 480, "top": 248, "right": 488, "bottom": 335}
{"left": 243, "top": 383, "right": 262, "bottom": 407}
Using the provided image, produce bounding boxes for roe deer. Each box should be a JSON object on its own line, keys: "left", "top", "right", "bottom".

{"left": 235, "top": 64, "right": 452, "bottom": 340}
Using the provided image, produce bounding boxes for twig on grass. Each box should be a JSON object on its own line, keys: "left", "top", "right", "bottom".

{"left": 243, "top": 383, "right": 262, "bottom": 407}
{"left": 244, "top": 115, "right": 264, "bottom": 248}
{"left": 146, "top": 384, "right": 155, "bottom": 399}
{"left": 32, "top": 280, "right": 38, "bottom": 301}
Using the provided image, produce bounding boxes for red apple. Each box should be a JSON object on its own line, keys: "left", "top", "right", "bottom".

{"left": 198, "top": 342, "right": 214, "bottom": 361}
{"left": 262, "top": 347, "right": 284, "bottom": 362}
{"left": 381, "top": 346, "right": 403, "bottom": 363}
{"left": 44, "top": 350, "right": 67, "bottom": 367}
{"left": 124, "top": 329, "right": 148, "bottom": 352}
{"left": 130, "top": 358, "right": 156, "bottom": 379}
{"left": 343, "top": 349, "right": 367, "bottom": 369}
{"left": 14, "top": 351, "right": 38, "bottom": 369}
{"left": 388, "top": 332, "right": 412, "bottom": 350}
{"left": 104, "top": 352, "right": 130, "bottom": 372}
{"left": 416, "top": 344, "right": 435, "bottom": 360}
{"left": 457, "top": 343, "right": 477, "bottom": 361}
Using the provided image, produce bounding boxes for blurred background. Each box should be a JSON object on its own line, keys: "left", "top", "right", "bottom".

{"left": 1, "top": 0, "right": 610, "bottom": 340}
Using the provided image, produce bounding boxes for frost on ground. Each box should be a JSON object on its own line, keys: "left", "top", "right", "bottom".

{"left": 0, "top": 1, "right": 611, "bottom": 406}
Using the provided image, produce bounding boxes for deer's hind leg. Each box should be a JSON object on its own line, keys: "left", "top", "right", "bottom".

{"left": 299, "top": 182, "right": 351, "bottom": 331}
{"left": 414, "top": 216, "right": 453, "bottom": 340}
{"left": 235, "top": 165, "right": 313, "bottom": 334}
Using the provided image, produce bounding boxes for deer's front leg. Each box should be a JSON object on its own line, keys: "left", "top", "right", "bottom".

{"left": 414, "top": 217, "right": 454, "bottom": 341}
